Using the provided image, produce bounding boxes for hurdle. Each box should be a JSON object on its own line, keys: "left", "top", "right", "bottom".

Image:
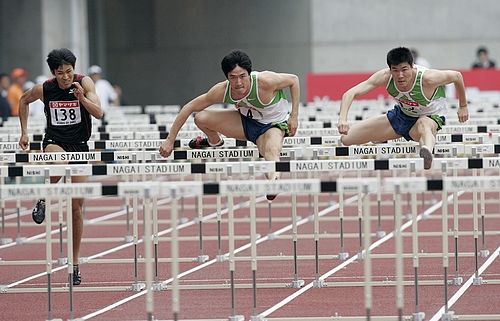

{"left": 0, "top": 156, "right": 500, "bottom": 320}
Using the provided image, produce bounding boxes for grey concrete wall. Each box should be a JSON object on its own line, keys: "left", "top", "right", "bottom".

{"left": 95, "top": 0, "right": 311, "bottom": 105}
{"left": 0, "top": 0, "right": 43, "bottom": 77}
{"left": 311, "top": 0, "right": 500, "bottom": 72}
{"left": 0, "top": 0, "right": 89, "bottom": 79}
{"left": 2, "top": 0, "right": 498, "bottom": 105}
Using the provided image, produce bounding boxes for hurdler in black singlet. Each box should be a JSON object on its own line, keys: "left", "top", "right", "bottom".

{"left": 43, "top": 74, "right": 92, "bottom": 146}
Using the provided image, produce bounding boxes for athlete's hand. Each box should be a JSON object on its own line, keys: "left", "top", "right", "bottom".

{"left": 19, "top": 134, "right": 29, "bottom": 150}
{"left": 71, "top": 82, "right": 86, "bottom": 101}
{"left": 337, "top": 119, "right": 350, "bottom": 135}
{"left": 288, "top": 114, "right": 298, "bottom": 136}
{"left": 457, "top": 105, "right": 468, "bottom": 123}
{"left": 159, "top": 138, "right": 174, "bottom": 158}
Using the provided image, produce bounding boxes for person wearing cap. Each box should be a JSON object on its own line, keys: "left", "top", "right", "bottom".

{"left": 7, "top": 68, "right": 28, "bottom": 116}
{"left": 88, "top": 65, "right": 119, "bottom": 112}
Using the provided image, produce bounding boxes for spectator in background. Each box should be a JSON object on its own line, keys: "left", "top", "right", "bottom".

{"left": 0, "top": 73, "right": 11, "bottom": 119}
{"left": 471, "top": 46, "right": 496, "bottom": 69}
{"left": 410, "top": 48, "right": 431, "bottom": 68}
{"left": 25, "top": 75, "right": 49, "bottom": 118}
{"left": 7, "top": 68, "right": 28, "bottom": 116}
{"left": 88, "top": 65, "right": 120, "bottom": 112}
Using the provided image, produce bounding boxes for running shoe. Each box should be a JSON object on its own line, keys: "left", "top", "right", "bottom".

{"left": 32, "top": 199, "right": 46, "bottom": 224}
{"left": 188, "top": 136, "right": 224, "bottom": 149}
{"left": 266, "top": 194, "right": 278, "bottom": 201}
{"left": 73, "top": 265, "right": 81, "bottom": 285}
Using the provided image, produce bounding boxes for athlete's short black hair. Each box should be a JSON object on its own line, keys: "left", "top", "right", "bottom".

{"left": 221, "top": 50, "right": 252, "bottom": 78}
{"left": 46, "top": 48, "right": 77, "bottom": 73}
{"left": 386, "top": 47, "right": 414, "bottom": 67}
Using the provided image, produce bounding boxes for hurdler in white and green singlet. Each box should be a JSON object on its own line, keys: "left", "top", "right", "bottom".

{"left": 223, "top": 71, "right": 290, "bottom": 143}
{"left": 385, "top": 65, "right": 447, "bottom": 140}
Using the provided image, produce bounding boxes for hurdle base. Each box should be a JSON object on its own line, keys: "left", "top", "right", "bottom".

{"left": 124, "top": 235, "right": 134, "bottom": 243}
{"left": 250, "top": 315, "right": 265, "bottom": 321}
{"left": 152, "top": 281, "right": 167, "bottom": 291}
{"left": 267, "top": 232, "right": 276, "bottom": 240}
{"left": 441, "top": 311, "right": 454, "bottom": 321}
{"left": 412, "top": 311, "right": 425, "bottom": 321}
{"left": 46, "top": 318, "right": 63, "bottom": 321}
{"left": 357, "top": 251, "right": 365, "bottom": 261}
{"left": 480, "top": 249, "right": 490, "bottom": 257}
{"left": 228, "top": 315, "right": 245, "bottom": 321}
{"left": 473, "top": 276, "right": 483, "bottom": 285}
{"left": 179, "top": 217, "right": 189, "bottom": 224}
{"left": 338, "top": 252, "right": 349, "bottom": 261}
{"left": 216, "top": 254, "right": 228, "bottom": 262}
{"left": 289, "top": 279, "right": 305, "bottom": 288}
{"left": 131, "top": 282, "right": 146, "bottom": 292}
{"left": 57, "top": 257, "right": 68, "bottom": 266}
{"left": 15, "top": 237, "right": 27, "bottom": 244}
{"left": 313, "top": 279, "right": 325, "bottom": 288}
{"left": 195, "top": 255, "right": 209, "bottom": 263}
{"left": 0, "top": 237, "right": 13, "bottom": 245}
{"left": 376, "top": 230, "right": 386, "bottom": 238}
{"left": 452, "top": 276, "right": 463, "bottom": 286}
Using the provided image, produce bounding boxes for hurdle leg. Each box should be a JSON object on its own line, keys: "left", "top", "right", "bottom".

{"left": 452, "top": 165, "right": 463, "bottom": 286}
{"left": 338, "top": 171, "right": 348, "bottom": 261}
{"left": 471, "top": 168, "right": 483, "bottom": 285}
{"left": 441, "top": 163, "right": 454, "bottom": 320}
{"left": 15, "top": 177, "right": 26, "bottom": 244}
{"left": 394, "top": 184, "right": 404, "bottom": 321}
{"left": 0, "top": 175, "right": 13, "bottom": 244}
{"left": 170, "top": 188, "right": 180, "bottom": 321}
{"left": 362, "top": 184, "right": 372, "bottom": 321}
{"left": 357, "top": 171, "right": 364, "bottom": 260}
{"left": 227, "top": 189, "right": 245, "bottom": 321}
{"left": 409, "top": 162, "right": 425, "bottom": 321}
{"left": 376, "top": 171, "right": 385, "bottom": 238}
{"left": 65, "top": 168, "right": 75, "bottom": 320}
{"left": 289, "top": 167, "right": 304, "bottom": 288}
{"left": 131, "top": 154, "right": 144, "bottom": 291}
{"left": 195, "top": 173, "right": 209, "bottom": 263}
{"left": 312, "top": 193, "right": 323, "bottom": 288}
{"left": 479, "top": 168, "right": 489, "bottom": 257}
{"left": 152, "top": 196, "right": 164, "bottom": 291}
{"left": 124, "top": 174, "right": 133, "bottom": 242}
{"left": 44, "top": 168, "right": 54, "bottom": 321}
{"left": 248, "top": 165, "right": 260, "bottom": 321}
{"left": 216, "top": 169, "right": 227, "bottom": 262}
{"left": 57, "top": 192, "right": 65, "bottom": 265}
{"left": 144, "top": 188, "right": 154, "bottom": 321}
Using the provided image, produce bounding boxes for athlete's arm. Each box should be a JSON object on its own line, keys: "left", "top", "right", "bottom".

{"left": 423, "top": 69, "right": 468, "bottom": 122}
{"left": 74, "top": 76, "right": 103, "bottom": 119}
{"left": 18, "top": 84, "right": 43, "bottom": 150}
{"left": 259, "top": 71, "right": 300, "bottom": 136}
{"left": 338, "top": 69, "right": 390, "bottom": 134}
{"left": 159, "top": 82, "right": 225, "bottom": 158}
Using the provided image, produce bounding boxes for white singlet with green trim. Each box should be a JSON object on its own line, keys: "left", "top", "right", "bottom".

{"left": 386, "top": 65, "right": 447, "bottom": 117}
{"left": 223, "top": 71, "right": 290, "bottom": 124}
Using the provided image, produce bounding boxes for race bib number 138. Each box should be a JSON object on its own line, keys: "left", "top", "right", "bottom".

{"left": 49, "top": 101, "right": 82, "bottom": 126}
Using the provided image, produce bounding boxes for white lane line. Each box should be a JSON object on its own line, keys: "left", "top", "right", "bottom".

{"left": 429, "top": 245, "right": 500, "bottom": 321}
{"left": 1, "top": 196, "right": 254, "bottom": 288}
{"left": 258, "top": 192, "right": 460, "bottom": 319}
{"left": 79, "top": 197, "right": 357, "bottom": 320}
